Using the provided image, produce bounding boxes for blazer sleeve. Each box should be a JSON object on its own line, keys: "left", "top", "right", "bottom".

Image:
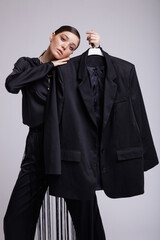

{"left": 5, "top": 57, "right": 54, "bottom": 94}
{"left": 129, "top": 66, "right": 159, "bottom": 171}
{"left": 43, "top": 68, "right": 64, "bottom": 175}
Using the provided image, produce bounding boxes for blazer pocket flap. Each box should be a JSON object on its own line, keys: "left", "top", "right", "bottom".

{"left": 117, "top": 147, "right": 143, "bottom": 161}
{"left": 61, "top": 150, "right": 81, "bottom": 162}
{"left": 114, "top": 96, "right": 129, "bottom": 104}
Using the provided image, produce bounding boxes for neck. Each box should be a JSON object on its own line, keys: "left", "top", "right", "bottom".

{"left": 39, "top": 46, "right": 56, "bottom": 63}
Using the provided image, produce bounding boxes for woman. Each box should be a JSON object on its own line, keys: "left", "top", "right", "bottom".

{"left": 4, "top": 26, "right": 100, "bottom": 240}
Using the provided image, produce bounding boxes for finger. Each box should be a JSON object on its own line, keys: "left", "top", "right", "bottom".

{"left": 87, "top": 34, "right": 97, "bottom": 40}
{"left": 90, "top": 36, "right": 97, "bottom": 40}
{"left": 90, "top": 39, "right": 99, "bottom": 45}
{"left": 58, "top": 61, "right": 68, "bottom": 65}
{"left": 88, "top": 38, "right": 97, "bottom": 44}
{"left": 51, "top": 57, "right": 70, "bottom": 66}
{"left": 55, "top": 61, "right": 68, "bottom": 66}
{"left": 86, "top": 30, "right": 95, "bottom": 34}
{"left": 86, "top": 32, "right": 95, "bottom": 36}
{"left": 62, "top": 56, "right": 70, "bottom": 60}
{"left": 58, "top": 57, "right": 70, "bottom": 63}
{"left": 89, "top": 40, "right": 99, "bottom": 45}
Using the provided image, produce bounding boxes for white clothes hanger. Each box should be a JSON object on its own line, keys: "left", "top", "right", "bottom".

{"left": 88, "top": 45, "right": 103, "bottom": 56}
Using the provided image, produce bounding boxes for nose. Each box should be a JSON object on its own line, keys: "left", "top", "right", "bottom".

{"left": 62, "top": 43, "right": 67, "bottom": 50}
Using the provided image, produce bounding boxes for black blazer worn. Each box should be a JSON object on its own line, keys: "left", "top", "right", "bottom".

{"left": 45, "top": 49, "right": 158, "bottom": 199}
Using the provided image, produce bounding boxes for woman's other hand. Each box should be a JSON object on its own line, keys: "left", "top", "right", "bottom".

{"left": 51, "top": 57, "right": 70, "bottom": 67}
{"left": 86, "top": 30, "right": 100, "bottom": 48}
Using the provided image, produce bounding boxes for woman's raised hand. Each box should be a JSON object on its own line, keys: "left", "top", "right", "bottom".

{"left": 51, "top": 57, "right": 70, "bottom": 67}
{"left": 86, "top": 30, "right": 100, "bottom": 48}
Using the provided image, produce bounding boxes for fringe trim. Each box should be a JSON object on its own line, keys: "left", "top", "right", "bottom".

{"left": 36, "top": 189, "right": 76, "bottom": 240}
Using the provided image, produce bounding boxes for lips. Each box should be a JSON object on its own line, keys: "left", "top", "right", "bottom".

{"left": 57, "top": 49, "right": 63, "bottom": 55}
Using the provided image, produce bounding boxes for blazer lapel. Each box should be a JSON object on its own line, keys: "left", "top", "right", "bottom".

{"left": 77, "top": 49, "right": 117, "bottom": 130}
{"left": 78, "top": 50, "right": 97, "bottom": 128}
{"left": 101, "top": 49, "right": 117, "bottom": 131}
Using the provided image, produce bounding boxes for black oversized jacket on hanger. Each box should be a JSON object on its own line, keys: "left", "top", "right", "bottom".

{"left": 44, "top": 48, "right": 159, "bottom": 200}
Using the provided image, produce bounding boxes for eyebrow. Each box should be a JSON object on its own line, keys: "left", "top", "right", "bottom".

{"left": 62, "top": 34, "right": 77, "bottom": 48}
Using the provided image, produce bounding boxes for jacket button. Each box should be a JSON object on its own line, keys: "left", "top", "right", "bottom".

{"left": 102, "top": 168, "right": 107, "bottom": 173}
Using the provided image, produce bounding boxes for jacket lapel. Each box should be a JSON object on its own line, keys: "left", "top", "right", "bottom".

{"left": 101, "top": 50, "right": 117, "bottom": 131}
{"left": 78, "top": 48, "right": 117, "bottom": 130}
{"left": 78, "top": 50, "right": 97, "bottom": 128}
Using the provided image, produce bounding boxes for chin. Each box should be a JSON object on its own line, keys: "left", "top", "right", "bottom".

{"left": 55, "top": 52, "right": 64, "bottom": 60}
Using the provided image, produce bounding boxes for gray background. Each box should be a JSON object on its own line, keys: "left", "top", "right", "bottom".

{"left": 0, "top": 0, "right": 160, "bottom": 239}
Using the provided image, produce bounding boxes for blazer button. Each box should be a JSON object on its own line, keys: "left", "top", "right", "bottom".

{"left": 102, "top": 168, "right": 107, "bottom": 173}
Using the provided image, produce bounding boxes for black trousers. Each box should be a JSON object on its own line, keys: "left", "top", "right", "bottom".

{"left": 3, "top": 128, "right": 106, "bottom": 240}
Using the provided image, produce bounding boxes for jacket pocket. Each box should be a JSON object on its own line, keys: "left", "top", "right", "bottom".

{"left": 114, "top": 96, "right": 129, "bottom": 104}
{"left": 117, "top": 147, "right": 143, "bottom": 161}
{"left": 61, "top": 150, "right": 81, "bottom": 162}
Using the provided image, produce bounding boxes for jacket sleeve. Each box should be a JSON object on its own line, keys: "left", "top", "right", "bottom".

{"left": 43, "top": 68, "right": 64, "bottom": 175}
{"left": 5, "top": 57, "right": 54, "bottom": 94}
{"left": 129, "top": 66, "right": 159, "bottom": 171}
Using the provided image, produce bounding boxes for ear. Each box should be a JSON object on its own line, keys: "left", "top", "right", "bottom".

{"left": 49, "top": 32, "right": 55, "bottom": 42}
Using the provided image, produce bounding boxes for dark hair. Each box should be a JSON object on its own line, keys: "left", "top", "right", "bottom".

{"left": 55, "top": 25, "right": 80, "bottom": 48}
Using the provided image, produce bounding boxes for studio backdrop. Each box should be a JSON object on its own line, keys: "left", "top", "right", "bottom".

{"left": 0, "top": 0, "right": 160, "bottom": 240}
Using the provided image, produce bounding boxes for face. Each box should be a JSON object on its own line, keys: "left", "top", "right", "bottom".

{"left": 49, "top": 31, "right": 80, "bottom": 60}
